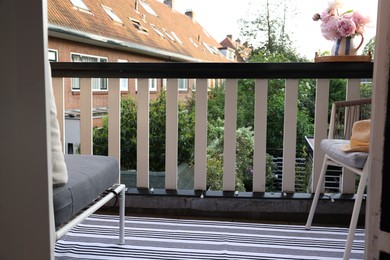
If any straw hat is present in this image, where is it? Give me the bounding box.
[340,119,371,152]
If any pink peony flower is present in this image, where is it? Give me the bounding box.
[337,18,356,37]
[320,16,340,40]
[313,1,370,40]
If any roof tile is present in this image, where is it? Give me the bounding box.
[48,0,230,62]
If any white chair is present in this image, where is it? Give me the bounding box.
[305,98,371,260]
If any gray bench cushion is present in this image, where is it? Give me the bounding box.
[53,155,119,227]
[320,139,368,169]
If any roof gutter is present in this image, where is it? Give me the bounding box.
[48,24,204,62]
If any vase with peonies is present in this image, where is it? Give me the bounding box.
[331,34,364,56]
[313,0,370,56]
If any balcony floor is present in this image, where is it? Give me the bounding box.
[55,214,364,259]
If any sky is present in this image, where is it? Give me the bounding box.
[172,0,378,60]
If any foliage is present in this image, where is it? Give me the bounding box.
[206,123,275,192]
[94,92,195,171]
[239,0,298,58]
[362,36,375,59]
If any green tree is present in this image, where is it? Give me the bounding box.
[206,121,275,192]
[94,91,195,171]
[362,36,375,59]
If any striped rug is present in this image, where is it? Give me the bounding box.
[55,214,364,260]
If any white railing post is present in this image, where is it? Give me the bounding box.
[253,79,268,192]
[312,79,330,193]
[80,78,93,155]
[137,78,150,188]
[282,79,299,192]
[223,79,238,191]
[194,78,208,191]
[165,78,179,190]
[108,78,121,181]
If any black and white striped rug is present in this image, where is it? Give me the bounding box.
[55,214,364,259]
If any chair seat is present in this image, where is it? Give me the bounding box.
[320,139,368,169]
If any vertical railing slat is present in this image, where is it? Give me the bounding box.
[342,78,362,193]
[194,78,208,191]
[52,77,65,152]
[165,78,179,190]
[253,79,268,192]
[312,79,330,193]
[282,79,299,192]
[80,78,93,155]
[108,78,121,182]
[137,79,150,188]
[223,79,238,191]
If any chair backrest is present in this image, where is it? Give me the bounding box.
[328,98,372,139]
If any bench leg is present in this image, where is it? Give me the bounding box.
[119,185,126,245]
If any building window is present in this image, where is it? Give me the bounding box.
[150,24,165,38]
[118,59,128,91]
[149,79,158,91]
[161,79,188,91]
[129,18,148,34]
[191,79,196,91]
[178,79,188,91]
[139,1,157,16]
[189,38,198,48]
[102,5,123,24]
[162,28,175,41]
[71,53,108,91]
[135,79,158,92]
[48,49,58,62]
[171,32,183,45]
[70,0,90,11]
[202,42,220,55]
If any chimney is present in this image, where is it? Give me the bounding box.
[163,0,174,9]
[227,34,233,40]
[185,9,195,22]
[134,0,139,12]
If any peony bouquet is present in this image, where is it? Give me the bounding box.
[313,0,370,41]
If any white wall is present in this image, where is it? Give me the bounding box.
[0,0,54,259]
[65,119,81,154]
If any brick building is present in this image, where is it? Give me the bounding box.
[48,0,230,111]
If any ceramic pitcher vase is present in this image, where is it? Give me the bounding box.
[331,33,364,56]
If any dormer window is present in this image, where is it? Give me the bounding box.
[70,0,90,11]
[102,5,123,24]
[189,38,198,48]
[129,18,149,34]
[202,42,220,55]
[139,1,157,16]
[162,28,175,41]
[150,24,165,38]
[171,31,183,45]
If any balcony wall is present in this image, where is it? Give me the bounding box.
[51,61,373,224]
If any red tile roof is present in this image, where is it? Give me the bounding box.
[220,35,252,62]
[48,0,231,62]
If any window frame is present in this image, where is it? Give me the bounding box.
[102,5,123,24]
[70,53,108,91]
[48,49,58,62]
[178,78,188,91]
[118,59,129,91]
[70,0,90,11]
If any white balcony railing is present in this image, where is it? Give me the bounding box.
[51,62,373,194]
